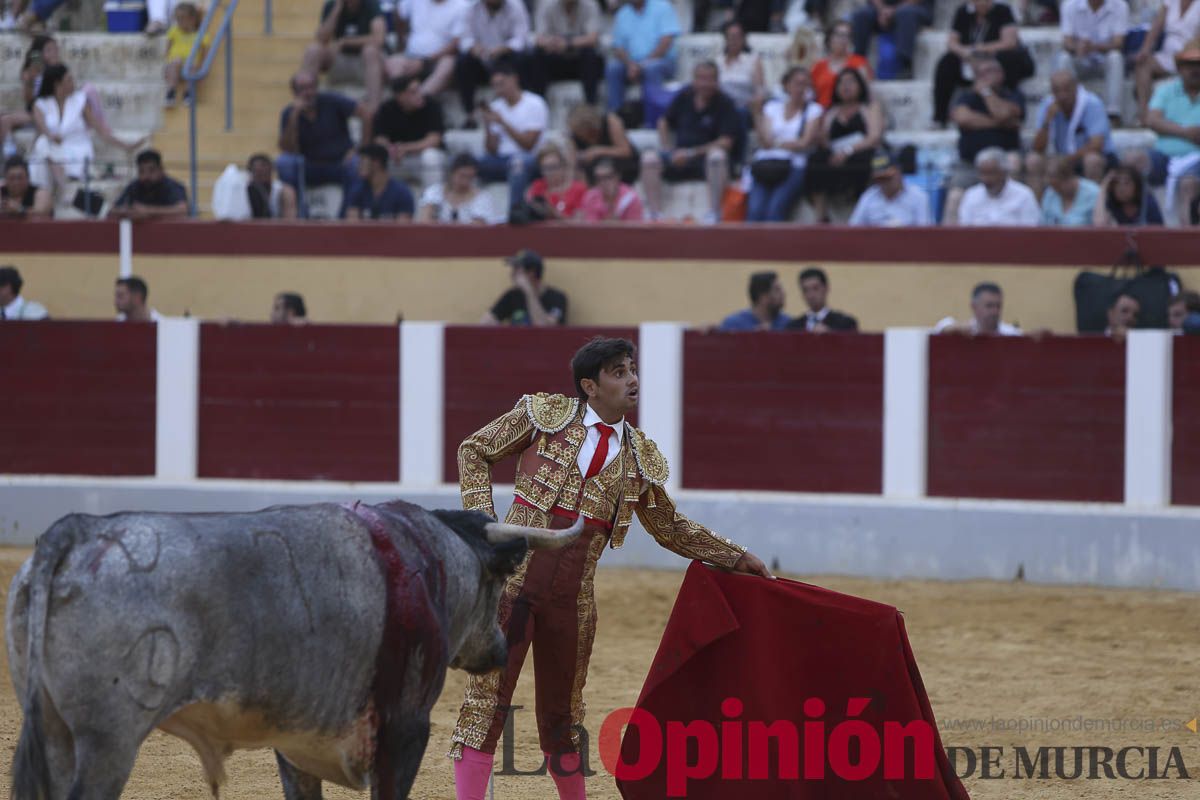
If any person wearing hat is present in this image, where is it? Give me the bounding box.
[848,150,931,226]
[1144,38,1200,223]
[481,249,568,326]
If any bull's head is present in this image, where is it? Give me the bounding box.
[450,516,583,674]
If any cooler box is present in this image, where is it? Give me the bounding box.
[105,0,146,32]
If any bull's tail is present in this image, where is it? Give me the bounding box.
[12,515,86,800]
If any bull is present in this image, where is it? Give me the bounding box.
[7,498,581,800]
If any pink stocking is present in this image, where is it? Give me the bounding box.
[454,745,494,800]
[546,750,587,800]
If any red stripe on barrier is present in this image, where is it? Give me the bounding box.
[1171,336,1200,505]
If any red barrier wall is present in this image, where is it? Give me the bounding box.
[442,326,638,484]
[1172,336,1200,506]
[0,322,155,475]
[682,333,884,493]
[927,336,1125,502]
[198,324,399,481]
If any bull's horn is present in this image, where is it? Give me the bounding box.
[485,515,584,549]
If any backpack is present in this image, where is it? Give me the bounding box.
[1073,246,1180,332]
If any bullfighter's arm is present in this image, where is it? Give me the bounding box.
[458,398,536,519]
[634,484,746,569]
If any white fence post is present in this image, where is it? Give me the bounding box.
[638,322,685,490]
[1124,330,1174,507]
[119,218,133,278]
[883,328,930,498]
[400,321,446,486]
[155,318,200,480]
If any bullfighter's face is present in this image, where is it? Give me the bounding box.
[587,356,639,420]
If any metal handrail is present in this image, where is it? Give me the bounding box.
[181,0,240,216]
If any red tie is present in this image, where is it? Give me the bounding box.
[584,423,615,480]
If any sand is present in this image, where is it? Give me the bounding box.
[0,548,1196,798]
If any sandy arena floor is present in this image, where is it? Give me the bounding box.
[0,548,1196,799]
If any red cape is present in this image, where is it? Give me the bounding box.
[614,562,970,800]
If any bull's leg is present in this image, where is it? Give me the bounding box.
[41,695,76,800]
[276,751,323,800]
[65,735,139,800]
[372,717,431,800]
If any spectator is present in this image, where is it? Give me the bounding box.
[1169,293,1188,331]
[1135,0,1200,122]
[1026,69,1114,194]
[417,152,497,222]
[934,281,1022,335]
[812,21,872,108]
[1105,290,1139,340]
[114,276,162,323]
[164,2,208,107]
[372,75,446,188]
[477,60,548,208]
[786,266,858,332]
[1,156,52,218]
[29,65,141,198]
[804,68,884,224]
[528,0,603,106]
[1056,0,1128,120]
[455,0,532,114]
[146,0,183,35]
[0,265,48,320]
[568,104,639,185]
[579,157,645,221]
[640,61,741,223]
[344,143,415,220]
[956,147,1041,226]
[718,270,790,330]
[850,0,932,80]
[387,0,467,97]
[702,0,785,33]
[1141,42,1200,224]
[944,56,1022,212]
[1092,164,1164,225]
[718,20,765,111]
[605,0,682,113]
[746,65,823,222]
[525,142,587,219]
[786,25,820,71]
[932,0,1034,127]
[302,0,388,110]
[482,249,568,326]
[8,36,107,143]
[246,154,299,219]
[1041,155,1101,225]
[271,292,309,325]
[110,150,189,220]
[849,149,932,225]
[277,71,370,210]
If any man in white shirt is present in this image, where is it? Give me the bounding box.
[1056,0,1129,118]
[934,282,1023,336]
[849,150,931,227]
[956,147,1041,226]
[387,0,468,96]
[454,0,531,112]
[114,276,163,323]
[476,60,548,210]
[0,266,48,320]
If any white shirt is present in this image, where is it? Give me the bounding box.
[849,183,931,226]
[401,0,468,58]
[116,308,164,322]
[933,316,1022,335]
[2,295,48,320]
[576,403,624,478]
[754,99,824,166]
[489,91,548,156]
[1060,0,1129,45]
[419,182,497,223]
[958,179,1041,226]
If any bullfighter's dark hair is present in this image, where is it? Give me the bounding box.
[116,276,148,301]
[571,337,637,401]
[748,271,778,304]
[276,292,306,318]
[799,266,828,287]
[972,281,1002,300]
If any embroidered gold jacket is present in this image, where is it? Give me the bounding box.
[458,392,746,569]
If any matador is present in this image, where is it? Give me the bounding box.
[450,337,771,800]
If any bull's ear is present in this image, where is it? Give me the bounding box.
[487,539,528,576]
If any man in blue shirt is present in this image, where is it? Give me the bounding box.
[604,0,681,112]
[1143,44,1200,223]
[718,271,790,331]
[276,70,371,216]
[1026,69,1115,193]
[344,143,415,220]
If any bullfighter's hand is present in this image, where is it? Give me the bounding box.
[733,551,775,579]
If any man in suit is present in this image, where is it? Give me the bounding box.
[787,266,859,332]
[450,336,772,800]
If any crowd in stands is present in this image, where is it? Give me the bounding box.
[3,0,1200,226]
